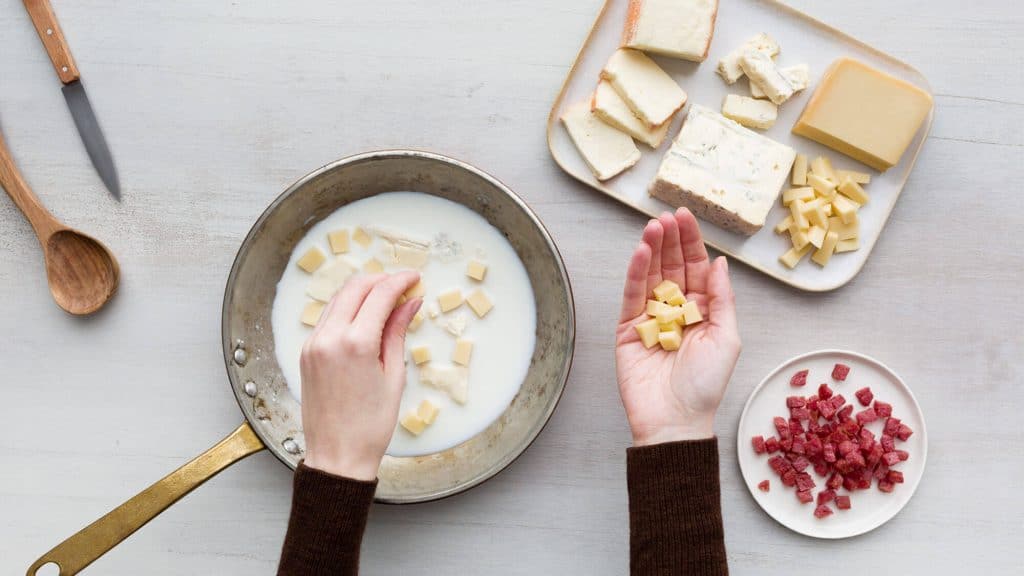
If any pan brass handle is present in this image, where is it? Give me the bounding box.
[26,422,266,576]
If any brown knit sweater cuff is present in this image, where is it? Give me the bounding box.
[277,462,377,576]
[627,438,727,576]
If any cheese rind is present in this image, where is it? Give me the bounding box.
[740,50,795,105]
[717,33,780,84]
[649,105,796,236]
[622,0,718,62]
[561,98,641,181]
[793,58,932,171]
[601,49,687,127]
[592,80,672,148]
[721,94,777,130]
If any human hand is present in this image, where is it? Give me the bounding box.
[299,271,422,480]
[615,209,741,446]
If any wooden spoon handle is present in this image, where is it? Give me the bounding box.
[23,0,80,84]
[0,125,62,240]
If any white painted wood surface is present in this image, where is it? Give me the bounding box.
[0,1,1020,574]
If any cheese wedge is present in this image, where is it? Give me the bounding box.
[740,50,795,105]
[592,80,672,148]
[622,0,718,62]
[793,58,932,171]
[721,94,777,130]
[650,105,796,235]
[561,98,640,181]
[717,33,780,84]
[601,49,687,127]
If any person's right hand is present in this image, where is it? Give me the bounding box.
[614,209,741,446]
[299,271,422,480]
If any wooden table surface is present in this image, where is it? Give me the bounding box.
[1,1,1021,574]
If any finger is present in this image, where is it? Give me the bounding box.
[658,211,686,290]
[619,242,652,322]
[706,257,738,335]
[381,298,423,387]
[641,219,664,294]
[316,273,385,334]
[675,208,711,293]
[351,271,421,341]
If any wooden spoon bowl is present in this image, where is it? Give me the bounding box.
[0,125,119,315]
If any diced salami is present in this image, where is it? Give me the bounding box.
[817,489,836,505]
[887,470,905,484]
[831,363,850,381]
[823,442,837,463]
[855,387,874,406]
[782,470,797,487]
[896,424,914,441]
[874,400,893,418]
[837,404,854,421]
[881,434,895,453]
[818,383,833,400]
[758,480,770,492]
[882,451,902,466]
[790,369,809,387]
[883,417,902,436]
[791,455,810,473]
[856,407,878,425]
[787,396,807,408]
[774,417,790,436]
[895,450,910,462]
[817,400,836,420]
[835,495,851,510]
[797,489,814,504]
[827,473,843,490]
[878,480,895,493]
[765,437,780,453]
[814,504,834,519]
[791,407,811,420]
[796,472,816,492]
[830,394,846,409]
[752,435,767,454]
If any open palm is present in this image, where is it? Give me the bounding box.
[615,209,741,446]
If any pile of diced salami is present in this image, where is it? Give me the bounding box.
[751,363,913,519]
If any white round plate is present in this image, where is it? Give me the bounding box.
[737,349,927,539]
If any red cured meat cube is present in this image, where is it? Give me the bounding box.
[817,489,836,505]
[790,369,809,387]
[830,394,847,409]
[817,400,836,419]
[835,495,851,510]
[867,444,884,467]
[768,455,790,474]
[796,472,816,492]
[787,396,807,408]
[883,417,902,436]
[874,400,893,418]
[873,464,889,480]
[791,456,810,472]
[895,450,909,462]
[797,490,814,504]
[840,419,860,436]
[823,442,837,463]
[814,504,834,519]
[832,363,850,381]
[859,427,875,444]
[758,480,770,492]
[847,451,866,468]
[881,434,895,453]
[782,470,797,487]
[882,451,902,466]
[835,459,854,475]
[837,405,854,421]
[887,470,905,484]
[878,480,895,493]
[838,440,857,456]
[807,394,819,405]
[843,476,858,491]
[896,424,914,441]
[765,437,780,453]
[818,383,833,400]
[773,417,789,436]
[813,460,829,476]
[780,437,793,451]
[791,407,811,420]
[752,435,767,454]
[856,408,879,425]
[807,419,822,434]
[856,472,872,489]
[827,473,843,490]
[789,419,804,435]
[805,435,823,456]
[855,387,874,406]
[790,438,806,455]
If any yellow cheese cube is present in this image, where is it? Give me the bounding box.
[655,306,685,325]
[635,319,660,349]
[790,199,810,230]
[779,243,813,269]
[659,321,683,338]
[297,247,326,273]
[408,311,425,333]
[410,346,431,365]
[792,154,808,186]
[652,280,682,303]
[363,258,384,273]
[783,187,815,206]
[659,330,682,351]
[438,288,464,313]
[647,299,672,317]
[812,231,840,267]
[404,281,426,300]
[400,412,428,435]
[466,260,488,281]
[301,301,325,327]
[807,204,829,229]
[828,217,859,240]
[810,156,838,184]
[836,169,871,185]
[394,245,429,269]
[807,173,836,196]
[835,238,860,253]
[417,400,440,425]
[665,291,687,307]
[807,225,827,249]
[774,215,794,234]
[838,179,870,205]
[353,227,373,248]
[680,300,703,326]
[466,289,493,318]
[789,225,810,250]
[831,194,860,224]
[452,338,473,366]
[328,230,350,254]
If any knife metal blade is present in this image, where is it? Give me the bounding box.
[62,81,120,199]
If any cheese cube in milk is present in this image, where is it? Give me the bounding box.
[400,412,428,435]
[420,365,469,404]
[601,49,687,127]
[328,230,350,254]
[466,260,488,281]
[301,301,325,327]
[417,400,440,425]
[621,0,718,62]
[296,247,326,273]
[452,339,474,366]
[353,227,373,248]
[438,288,463,313]
[649,105,796,236]
[561,98,640,181]
[466,289,493,318]
[411,346,431,365]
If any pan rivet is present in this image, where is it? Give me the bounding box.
[243,380,257,397]
[282,438,300,454]
[233,345,248,366]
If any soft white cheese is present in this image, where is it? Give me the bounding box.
[592,80,672,148]
[752,64,811,99]
[622,0,718,62]
[601,49,687,127]
[560,98,640,181]
[740,50,794,105]
[716,33,780,84]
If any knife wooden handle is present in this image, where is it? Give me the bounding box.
[23,0,80,84]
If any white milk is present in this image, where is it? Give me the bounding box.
[271,192,537,457]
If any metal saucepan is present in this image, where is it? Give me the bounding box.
[27,150,575,576]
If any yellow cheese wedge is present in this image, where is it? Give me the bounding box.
[635,319,660,349]
[792,154,808,186]
[452,338,473,366]
[793,58,933,171]
[779,243,813,269]
[301,301,325,327]
[466,260,488,281]
[328,230,350,254]
[466,289,493,318]
[297,247,326,273]
[659,330,682,351]
[812,231,840,267]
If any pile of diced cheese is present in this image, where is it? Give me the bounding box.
[634,280,703,351]
[776,155,871,269]
[716,33,810,131]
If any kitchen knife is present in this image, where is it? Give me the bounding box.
[23,0,121,200]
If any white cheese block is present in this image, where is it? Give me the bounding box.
[622,0,718,62]
[717,33,780,84]
[561,98,640,181]
[592,80,672,148]
[601,49,688,127]
[306,257,357,302]
[721,94,778,129]
[649,105,796,235]
[740,50,795,105]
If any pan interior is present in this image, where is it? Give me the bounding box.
[222,151,574,503]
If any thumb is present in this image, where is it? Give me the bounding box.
[381,298,423,387]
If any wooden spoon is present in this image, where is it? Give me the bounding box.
[0,125,119,315]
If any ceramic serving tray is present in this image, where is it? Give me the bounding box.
[547,0,934,292]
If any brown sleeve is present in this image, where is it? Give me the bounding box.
[277,463,377,576]
[627,438,728,576]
